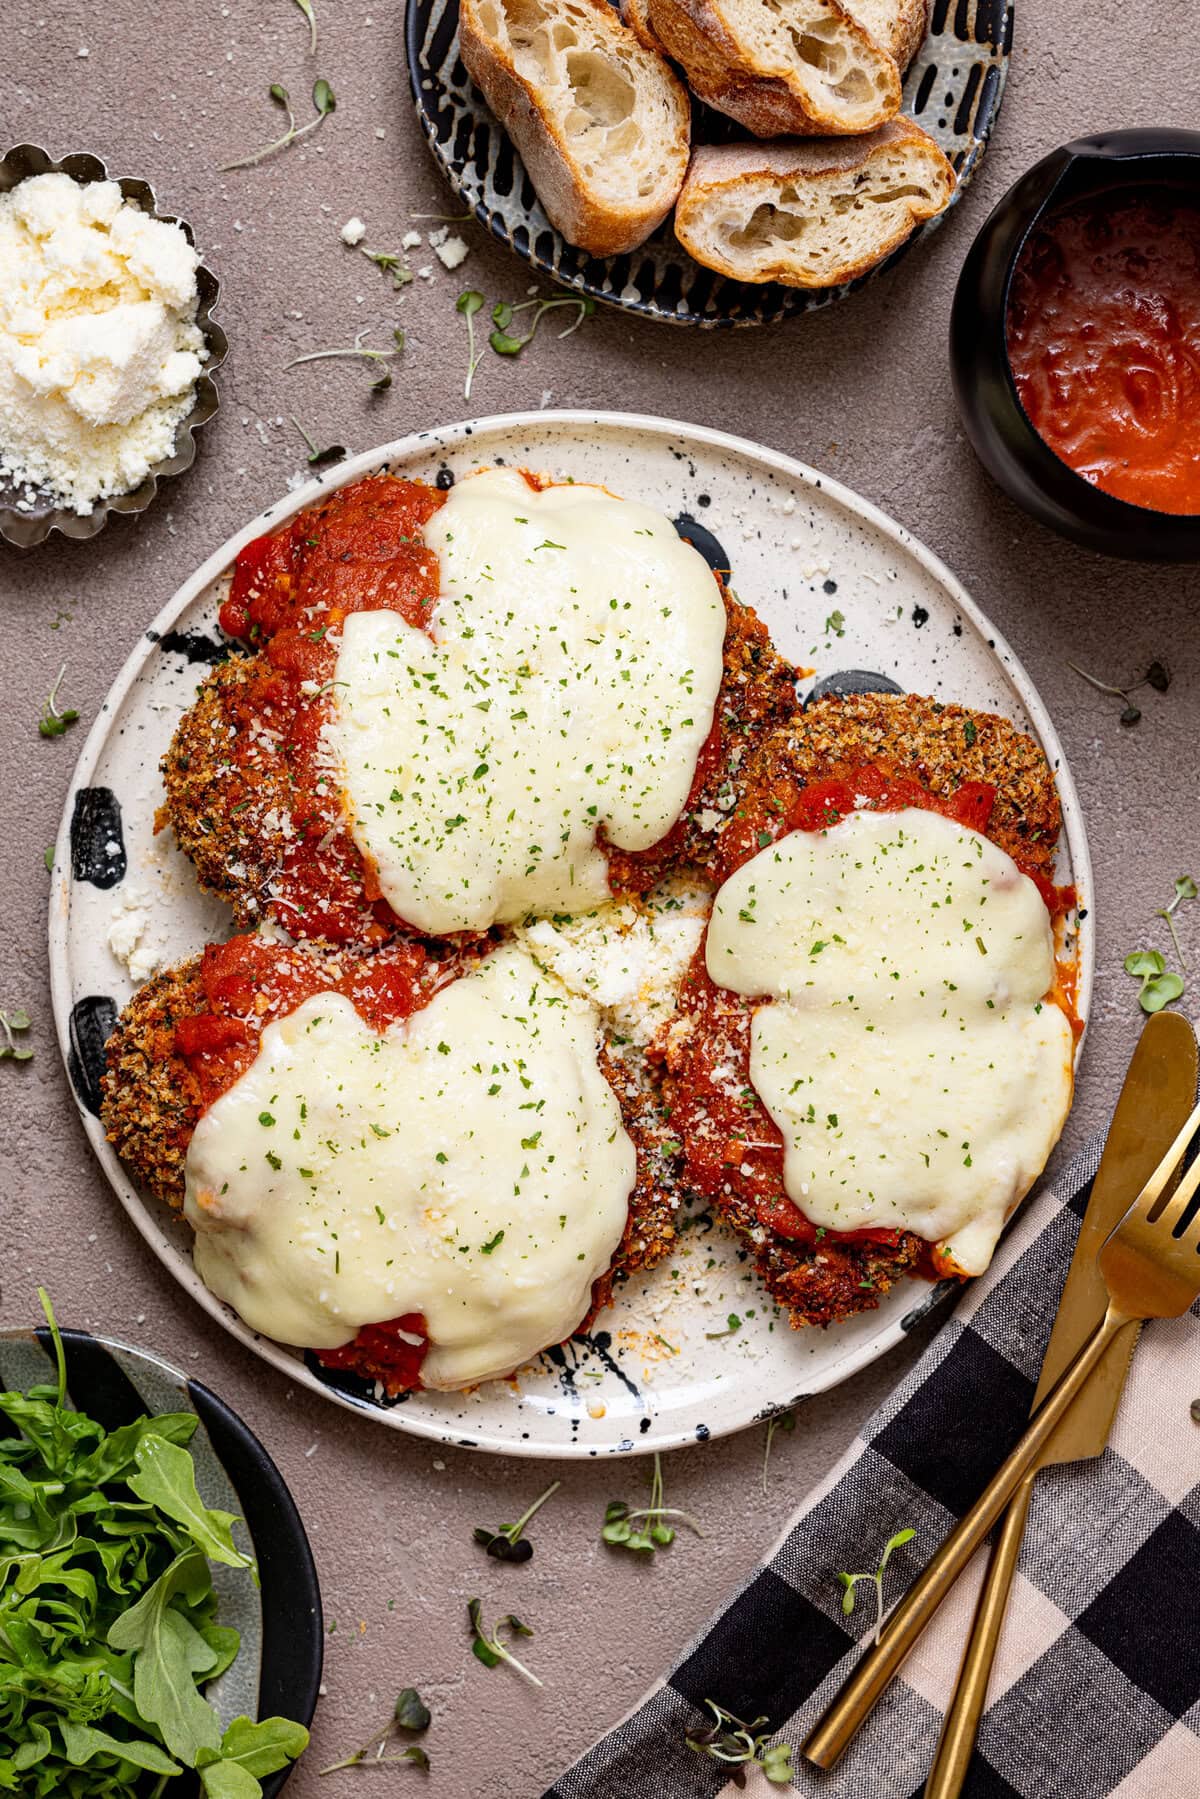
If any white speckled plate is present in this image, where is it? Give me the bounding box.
[50,412,1092,1459]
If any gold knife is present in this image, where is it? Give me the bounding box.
[804,1009,1199,1775]
[922,1008,1199,1797]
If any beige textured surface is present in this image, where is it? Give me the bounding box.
[3,3,1199,1793]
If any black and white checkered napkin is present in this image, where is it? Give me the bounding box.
[547,1135,1200,1799]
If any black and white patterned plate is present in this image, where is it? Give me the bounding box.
[51,411,1089,1458]
[0,1326,322,1793]
[406,0,1013,326]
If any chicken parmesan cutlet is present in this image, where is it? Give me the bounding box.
[101,927,686,1395]
[161,466,796,945]
[654,692,1077,1329]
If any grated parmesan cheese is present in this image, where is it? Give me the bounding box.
[0,173,205,514]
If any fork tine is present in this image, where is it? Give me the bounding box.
[1148,1149,1200,1240]
[1136,1098,1200,1218]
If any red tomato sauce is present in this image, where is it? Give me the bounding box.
[173,932,445,1390]
[669,767,1073,1252]
[1007,190,1200,515]
[173,933,438,1111]
[216,475,447,942]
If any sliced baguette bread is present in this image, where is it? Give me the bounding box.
[458,0,690,256]
[842,0,930,71]
[673,121,956,287]
[620,0,667,56]
[646,0,902,137]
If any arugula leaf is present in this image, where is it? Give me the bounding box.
[60,1719,181,1774]
[108,1552,224,1762]
[128,1436,255,1570]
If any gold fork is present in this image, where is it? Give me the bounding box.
[803,1099,1200,1771]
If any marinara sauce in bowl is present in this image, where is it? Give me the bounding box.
[950,129,1200,560]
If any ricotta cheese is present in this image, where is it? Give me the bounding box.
[184,944,636,1389]
[330,467,726,933]
[706,808,1074,1274]
[0,173,204,513]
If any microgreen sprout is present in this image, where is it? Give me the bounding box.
[761,1408,795,1494]
[1068,657,1170,728]
[489,292,595,357]
[473,1478,560,1563]
[291,417,348,467]
[1156,874,1197,968]
[364,248,414,289]
[836,1527,915,1644]
[292,0,317,53]
[220,77,336,172]
[318,1688,431,1775]
[467,1599,542,1686]
[1124,949,1184,1014]
[457,290,485,400]
[601,1451,704,1556]
[684,1700,793,1787]
[0,1008,33,1063]
[285,326,404,393]
[38,663,79,737]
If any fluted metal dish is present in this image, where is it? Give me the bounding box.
[0,143,227,551]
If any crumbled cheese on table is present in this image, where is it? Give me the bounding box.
[0,173,205,514]
[340,216,367,246]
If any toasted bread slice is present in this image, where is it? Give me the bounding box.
[842,0,930,70]
[458,0,690,255]
[674,121,955,287]
[646,0,901,137]
[619,0,667,56]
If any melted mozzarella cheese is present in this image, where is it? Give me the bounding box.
[329,467,726,934]
[706,808,1074,1274]
[183,945,635,1388]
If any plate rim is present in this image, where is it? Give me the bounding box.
[49,407,1093,1458]
[403,0,1015,328]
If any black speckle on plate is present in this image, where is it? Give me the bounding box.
[67,996,119,1118]
[806,670,905,705]
[154,627,234,666]
[912,605,930,628]
[69,788,126,888]
[674,514,731,581]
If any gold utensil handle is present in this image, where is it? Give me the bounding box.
[803,1305,1129,1770]
[922,1476,1034,1799]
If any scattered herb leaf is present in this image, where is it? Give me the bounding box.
[0,1006,32,1062]
[836,1526,916,1644]
[38,663,79,737]
[473,1479,560,1563]
[292,416,348,467]
[601,1451,703,1556]
[1156,874,1197,968]
[285,326,403,393]
[824,610,845,637]
[457,290,485,400]
[1124,948,1185,1014]
[292,0,317,54]
[489,292,594,357]
[467,1599,542,1686]
[1068,658,1171,728]
[220,77,336,172]
[684,1699,793,1787]
[364,248,414,289]
[318,1687,431,1775]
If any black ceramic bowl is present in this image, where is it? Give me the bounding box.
[0,1325,322,1795]
[950,128,1200,562]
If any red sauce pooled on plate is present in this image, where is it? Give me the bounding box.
[1007,190,1200,515]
